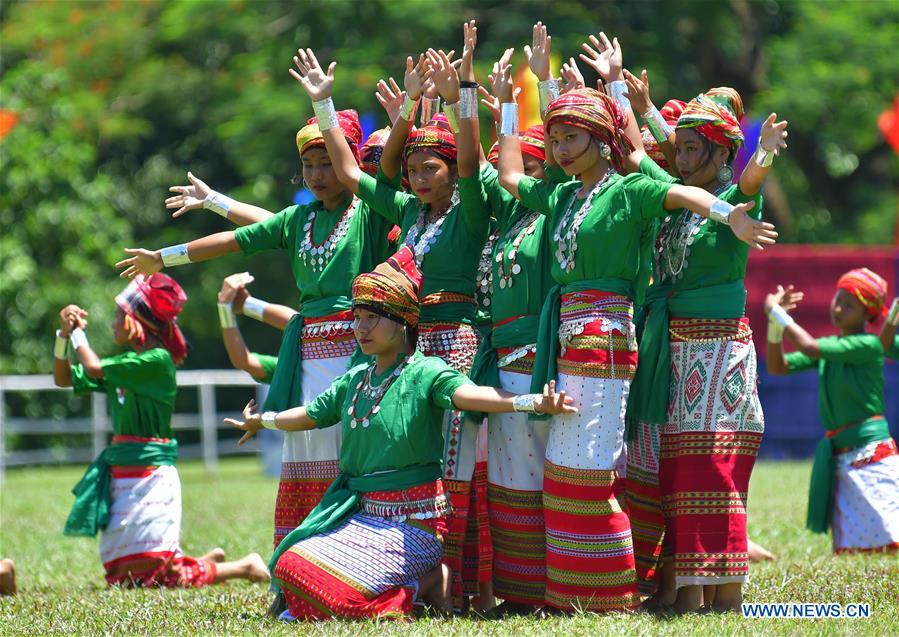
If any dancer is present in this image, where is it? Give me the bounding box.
[227,246,577,620]
[765,271,899,554]
[53,274,269,587]
[880,297,899,356]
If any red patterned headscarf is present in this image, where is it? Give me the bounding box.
[520,124,546,162]
[352,246,423,327]
[486,140,500,165]
[115,273,189,364]
[296,109,363,163]
[676,87,744,158]
[641,99,686,169]
[360,127,390,177]
[544,88,634,171]
[402,124,457,178]
[837,268,889,320]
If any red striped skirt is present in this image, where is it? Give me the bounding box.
[625,421,665,597]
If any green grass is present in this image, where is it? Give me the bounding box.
[1,458,896,636]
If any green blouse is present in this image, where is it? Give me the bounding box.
[356,172,491,323]
[887,335,899,360]
[305,351,473,476]
[72,348,177,439]
[253,353,278,385]
[785,334,885,430]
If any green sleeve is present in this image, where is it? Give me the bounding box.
[816,334,884,364]
[544,163,570,185]
[784,351,818,374]
[479,164,518,227]
[234,205,294,255]
[887,336,899,360]
[517,176,572,217]
[638,155,678,184]
[457,172,491,232]
[426,359,475,410]
[306,365,362,429]
[376,164,403,189]
[722,183,764,221]
[623,173,675,221]
[253,353,278,385]
[357,171,416,225]
[71,349,173,398]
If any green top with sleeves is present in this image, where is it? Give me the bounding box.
[253,353,278,385]
[71,348,177,439]
[305,350,473,476]
[356,172,490,323]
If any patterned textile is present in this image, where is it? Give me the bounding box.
[836,267,889,319]
[115,273,188,365]
[496,345,537,376]
[275,481,448,620]
[660,316,764,587]
[676,87,744,157]
[625,421,665,596]
[556,291,638,381]
[544,88,634,171]
[832,439,899,553]
[100,458,214,588]
[416,321,480,374]
[300,311,356,360]
[403,125,457,178]
[352,246,423,327]
[296,109,363,162]
[462,459,493,595]
[360,126,390,176]
[520,124,546,162]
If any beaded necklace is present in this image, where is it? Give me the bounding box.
[346,356,411,429]
[404,185,460,266]
[658,184,728,280]
[476,228,499,307]
[552,171,614,273]
[495,210,541,289]
[298,196,361,272]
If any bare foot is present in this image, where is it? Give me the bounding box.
[748,539,777,562]
[244,553,271,583]
[0,558,17,596]
[200,547,226,563]
[419,564,452,614]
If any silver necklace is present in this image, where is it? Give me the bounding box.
[298,197,361,272]
[552,171,614,273]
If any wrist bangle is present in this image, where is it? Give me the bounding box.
[886,298,899,327]
[160,244,191,267]
[708,199,734,225]
[754,141,775,168]
[399,94,419,123]
[261,411,279,430]
[420,96,440,126]
[218,302,237,329]
[766,317,785,344]
[203,191,236,218]
[459,86,478,119]
[537,79,560,118]
[500,103,519,137]
[242,296,269,322]
[769,304,795,328]
[70,327,89,351]
[54,330,68,360]
[512,393,540,413]
[606,80,631,112]
[312,97,339,131]
[442,101,461,133]
[643,104,674,144]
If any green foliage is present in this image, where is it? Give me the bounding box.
[1,0,896,374]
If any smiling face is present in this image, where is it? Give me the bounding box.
[301,147,346,203]
[405,151,456,205]
[674,128,730,187]
[548,123,599,176]
[352,307,407,357]
[830,288,869,332]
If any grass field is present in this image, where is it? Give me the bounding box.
[1,458,896,636]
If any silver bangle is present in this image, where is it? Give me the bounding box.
[606,80,631,112]
[399,94,419,123]
[708,199,734,225]
[420,96,440,126]
[160,244,191,267]
[70,327,89,351]
[54,330,68,360]
[261,411,279,430]
[242,296,269,322]
[643,104,674,144]
[754,141,775,168]
[500,103,519,137]
[512,393,541,413]
[442,101,461,133]
[886,298,899,327]
[766,317,785,344]
[203,191,236,218]
[218,303,237,329]
[769,304,795,328]
[459,87,478,119]
[537,79,560,117]
[312,97,339,131]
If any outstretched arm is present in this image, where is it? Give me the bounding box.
[881,298,899,353]
[451,379,577,415]
[763,285,805,375]
[225,399,316,445]
[115,231,240,279]
[663,186,777,250]
[165,172,274,226]
[739,113,788,196]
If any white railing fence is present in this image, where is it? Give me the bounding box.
[0,370,267,485]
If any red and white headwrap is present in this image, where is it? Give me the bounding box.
[295,109,363,163]
[676,87,744,159]
[837,267,889,320]
[402,124,457,179]
[360,127,391,177]
[115,273,189,364]
[640,99,685,169]
[520,124,546,163]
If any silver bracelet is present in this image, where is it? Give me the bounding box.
[753,141,775,168]
[886,298,899,327]
[261,411,279,430]
[459,86,478,119]
[242,296,269,322]
[420,96,440,126]
[442,101,461,133]
[643,104,674,144]
[512,393,541,413]
[500,103,519,137]
[766,317,785,344]
[708,199,734,225]
[312,97,339,131]
[218,302,237,329]
[769,304,795,328]
[203,191,236,218]
[537,79,560,117]
[399,94,419,123]
[70,327,89,351]
[160,244,191,267]
[54,330,68,360]
[606,80,631,112]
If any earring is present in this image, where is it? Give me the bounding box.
[717,163,734,184]
[598,141,612,159]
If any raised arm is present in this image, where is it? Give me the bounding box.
[492,50,528,199]
[881,298,899,353]
[379,54,432,180]
[663,185,777,250]
[115,231,240,279]
[622,68,677,172]
[763,285,806,375]
[165,172,274,226]
[451,379,576,415]
[225,399,316,445]
[739,113,788,196]
[218,274,284,381]
[53,304,88,386]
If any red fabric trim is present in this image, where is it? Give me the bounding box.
[111,435,171,444]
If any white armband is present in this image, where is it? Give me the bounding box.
[70,327,89,351]
[54,330,68,360]
[242,296,269,322]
